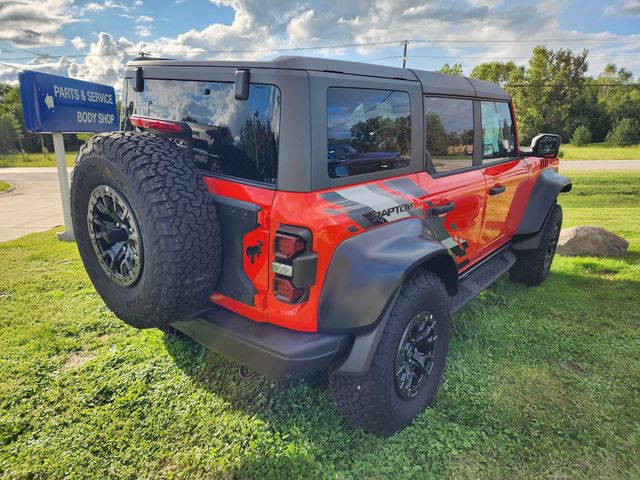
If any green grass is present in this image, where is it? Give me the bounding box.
[0,151,78,168]
[1,171,639,479]
[0,180,11,192]
[561,143,640,160]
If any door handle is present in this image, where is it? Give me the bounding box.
[489,185,506,195]
[430,201,456,216]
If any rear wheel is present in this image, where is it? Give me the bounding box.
[71,132,222,328]
[510,203,562,286]
[329,270,451,436]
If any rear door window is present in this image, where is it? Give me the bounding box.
[124,79,280,186]
[480,101,516,163]
[326,87,411,179]
[425,97,474,173]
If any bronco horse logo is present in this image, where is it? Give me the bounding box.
[245,240,264,264]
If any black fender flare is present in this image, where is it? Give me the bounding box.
[317,217,457,334]
[516,169,571,236]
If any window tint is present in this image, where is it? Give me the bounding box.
[327,87,411,179]
[124,79,280,185]
[425,97,474,173]
[481,101,516,163]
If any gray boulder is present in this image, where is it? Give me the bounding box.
[557,226,628,257]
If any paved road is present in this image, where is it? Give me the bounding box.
[0,167,72,242]
[1,160,638,242]
[560,160,640,170]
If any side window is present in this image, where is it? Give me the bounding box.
[425,97,474,173]
[326,87,411,179]
[480,101,516,163]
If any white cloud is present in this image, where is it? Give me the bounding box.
[135,25,152,38]
[71,36,86,50]
[605,0,640,15]
[136,15,154,23]
[0,0,76,47]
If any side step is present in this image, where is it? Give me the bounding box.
[448,249,516,314]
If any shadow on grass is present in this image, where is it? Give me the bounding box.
[161,255,639,477]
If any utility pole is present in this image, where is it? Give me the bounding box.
[401,40,409,68]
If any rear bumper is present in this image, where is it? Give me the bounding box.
[171,307,353,380]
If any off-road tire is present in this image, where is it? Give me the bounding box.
[510,203,562,286]
[329,270,451,436]
[71,132,221,328]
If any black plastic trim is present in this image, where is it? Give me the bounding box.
[172,307,352,380]
[317,217,457,332]
[212,195,260,306]
[517,169,571,235]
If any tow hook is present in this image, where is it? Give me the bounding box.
[239,366,257,380]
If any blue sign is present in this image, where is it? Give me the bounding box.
[18,70,118,133]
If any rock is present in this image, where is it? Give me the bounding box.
[557,226,628,257]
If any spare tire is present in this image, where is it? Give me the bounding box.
[70,132,222,328]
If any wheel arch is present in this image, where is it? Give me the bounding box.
[317,217,458,334]
[517,168,571,236]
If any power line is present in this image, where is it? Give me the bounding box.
[1,34,640,63]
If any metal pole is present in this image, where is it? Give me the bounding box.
[52,132,75,242]
[402,40,409,68]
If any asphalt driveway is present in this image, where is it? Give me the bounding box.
[0,167,72,242]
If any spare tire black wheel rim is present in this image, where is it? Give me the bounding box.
[87,185,143,287]
[394,311,437,400]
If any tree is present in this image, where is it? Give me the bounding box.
[595,64,640,132]
[507,46,589,143]
[437,64,464,76]
[425,112,449,156]
[570,125,591,146]
[470,61,524,86]
[605,118,640,146]
[0,111,21,153]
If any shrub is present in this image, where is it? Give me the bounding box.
[570,125,591,146]
[605,118,640,147]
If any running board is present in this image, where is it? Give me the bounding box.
[448,249,516,314]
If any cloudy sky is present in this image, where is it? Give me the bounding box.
[1,0,639,90]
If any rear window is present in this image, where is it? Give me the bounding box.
[326,87,411,179]
[123,79,280,186]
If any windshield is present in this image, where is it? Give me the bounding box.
[123,79,280,186]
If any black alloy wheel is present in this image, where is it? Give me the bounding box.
[87,184,143,288]
[394,311,438,400]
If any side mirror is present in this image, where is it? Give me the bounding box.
[531,133,561,158]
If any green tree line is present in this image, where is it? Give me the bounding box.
[438,46,640,146]
[1,45,639,154]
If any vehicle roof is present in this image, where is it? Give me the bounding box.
[126,55,509,100]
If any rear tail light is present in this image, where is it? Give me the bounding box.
[272,226,317,304]
[130,115,183,133]
[275,233,305,260]
[273,277,304,304]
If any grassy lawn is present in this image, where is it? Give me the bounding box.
[0,152,78,168]
[0,180,11,192]
[1,171,639,479]
[561,143,640,160]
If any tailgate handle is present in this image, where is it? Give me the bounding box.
[489,185,506,195]
[430,202,456,215]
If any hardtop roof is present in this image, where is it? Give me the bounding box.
[126,55,509,100]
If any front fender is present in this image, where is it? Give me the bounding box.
[517,168,571,235]
[317,217,457,333]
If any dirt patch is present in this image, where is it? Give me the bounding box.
[565,361,586,374]
[63,351,93,370]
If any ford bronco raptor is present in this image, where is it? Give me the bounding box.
[70,56,571,436]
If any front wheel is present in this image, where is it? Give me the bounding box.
[510,203,563,286]
[329,270,451,436]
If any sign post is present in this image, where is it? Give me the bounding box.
[18,70,118,242]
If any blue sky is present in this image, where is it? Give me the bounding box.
[1,0,639,88]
